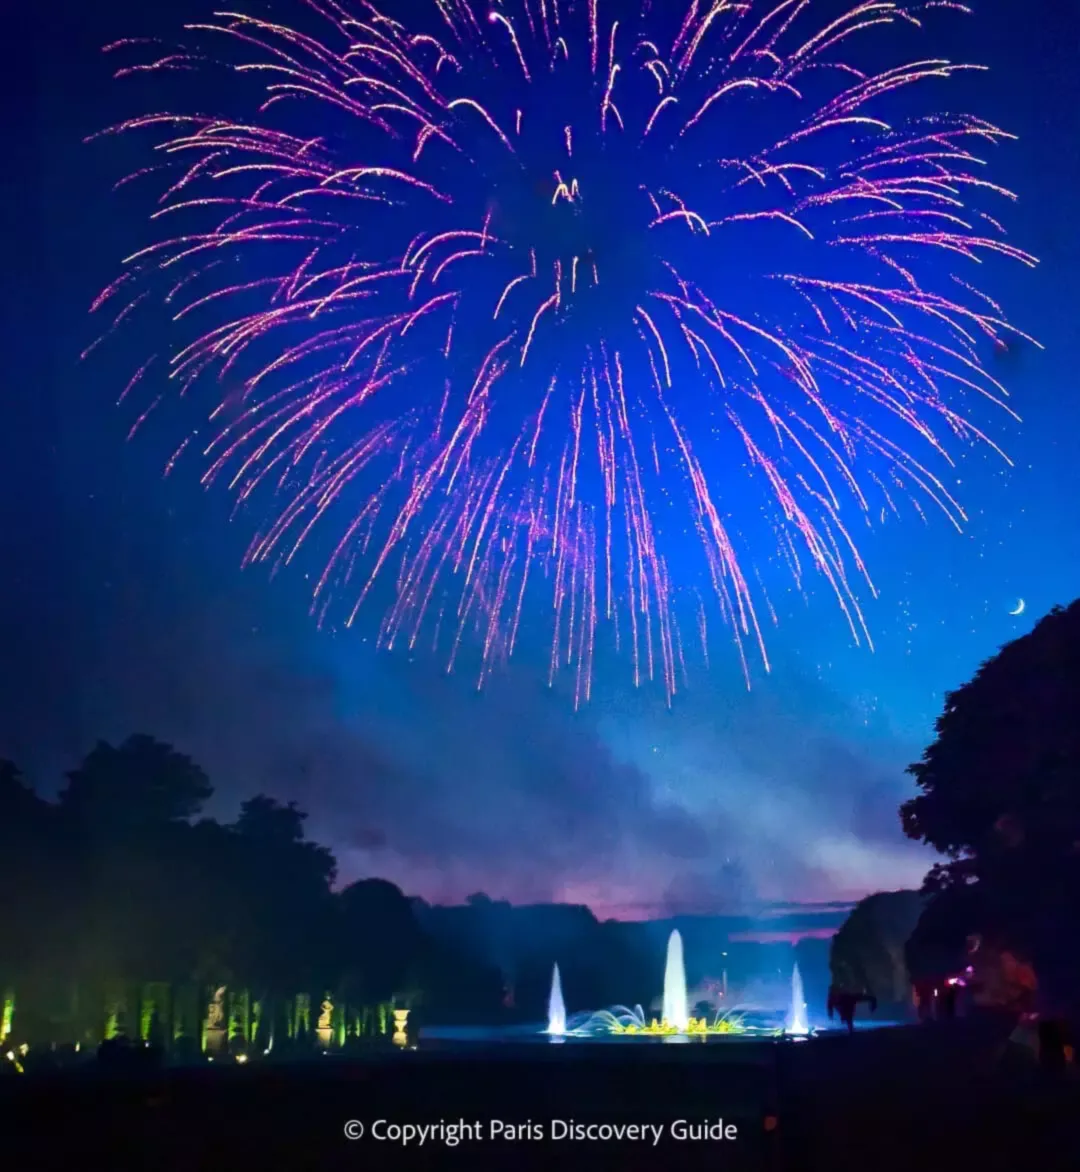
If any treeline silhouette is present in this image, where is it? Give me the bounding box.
[1,735,711,1056]
[2,733,842,1060]
[821,603,1080,1024]
[900,600,1080,1018]
[0,734,504,1051]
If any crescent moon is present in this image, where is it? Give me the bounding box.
[1009,599,1026,617]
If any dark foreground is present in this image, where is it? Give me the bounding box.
[5,1021,1080,1171]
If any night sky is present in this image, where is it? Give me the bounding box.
[4,0,1078,918]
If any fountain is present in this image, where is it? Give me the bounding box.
[577,930,767,1037]
[546,963,566,1036]
[424,932,793,1044]
[661,930,690,1032]
[786,962,810,1036]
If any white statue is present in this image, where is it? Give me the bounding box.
[207,986,226,1029]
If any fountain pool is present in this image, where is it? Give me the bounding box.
[544,930,786,1041]
[421,938,894,1046]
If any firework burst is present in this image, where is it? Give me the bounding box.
[92,0,1037,705]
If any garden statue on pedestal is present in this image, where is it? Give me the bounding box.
[204,986,226,1053]
[316,995,334,1050]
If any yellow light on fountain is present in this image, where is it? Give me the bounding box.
[392,1009,409,1047]
[611,1012,748,1038]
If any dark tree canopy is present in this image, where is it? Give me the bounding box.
[830,890,924,1010]
[2,732,660,1039]
[905,883,980,985]
[236,795,307,844]
[60,734,212,830]
[0,734,504,1029]
[901,600,1080,1011]
[902,601,1080,866]
[1,758,38,817]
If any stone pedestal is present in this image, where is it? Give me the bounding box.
[205,1026,226,1055]
[392,1009,409,1047]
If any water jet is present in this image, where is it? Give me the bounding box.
[546,963,566,1036]
[786,962,809,1037]
[661,930,689,1032]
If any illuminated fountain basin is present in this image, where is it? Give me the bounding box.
[423,933,832,1046]
[571,1005,758,1038]
[549,930,780,1041]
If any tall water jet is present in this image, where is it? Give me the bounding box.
[661,930,689,1032]
[547,963,566,1036]
[787,962,809,1036]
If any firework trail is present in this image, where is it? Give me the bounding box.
[92,0,1037,705]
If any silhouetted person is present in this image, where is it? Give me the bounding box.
[97,1035,135,1069]
[1038,1019,1069,1075]
[940,983,959,1021]
[913,981,932,1022]
[827,986,877,1034]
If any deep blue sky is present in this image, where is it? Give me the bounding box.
[3,0,1078,917]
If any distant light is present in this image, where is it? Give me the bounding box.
[5,1051,13,1061]
[235,1053,248,1064]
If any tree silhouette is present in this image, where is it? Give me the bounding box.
[901,600,1080,1012]
[236,795,307,843]
[230,796,337,994]
[0,737,559,1049]
[830,890,924,1011]
[1,758,39,818]
[60,735,212,830]
[336,879,423,1003]
[0,759,63,986]
[905,882,979,985]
